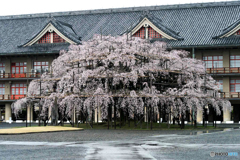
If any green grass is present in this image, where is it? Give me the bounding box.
[63,121,217,130]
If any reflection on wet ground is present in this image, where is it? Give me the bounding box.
[0,128,239,160]
[180,127,240,135]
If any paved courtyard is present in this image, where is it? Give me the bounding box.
[0,123,239,160]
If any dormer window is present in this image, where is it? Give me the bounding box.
[20,19,81,47]
[148,26,162,38]
[38,32,51,43]
[53,32,65,43]
[130,16,183,41]
[133,27,145,39]
[38,31,65,44]
[236,29,240,35]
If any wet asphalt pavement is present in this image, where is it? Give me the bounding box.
[0,123,240,160]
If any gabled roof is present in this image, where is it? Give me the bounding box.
[19,18,81,47]
[213,18,240,39]
[126,13,184,40]
[1,1,240,55]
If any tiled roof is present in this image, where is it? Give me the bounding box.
[1,1,240,55]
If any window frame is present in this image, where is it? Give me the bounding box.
[203,55,223,68]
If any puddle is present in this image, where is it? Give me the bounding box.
[180,127,240,135]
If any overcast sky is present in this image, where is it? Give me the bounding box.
[0,0,237,16]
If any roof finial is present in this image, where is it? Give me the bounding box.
[141,10,152,18]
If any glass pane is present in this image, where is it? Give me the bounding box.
[236,55,240,59]
[236,84,240,92]
[12,84,15,87]
[20,67,23,73]
[37,62,41,65]
[16,67,19,73]
[213,56,218,60]
[24,62,27,66]
[34,62,36,65]
[20,84,23,87]
[219,56,223,60]
[20,88,23,94]
[16,88,19,95]
[46,62,48,65]
[3,84,5,87]
[16,84,19,87]
[230,56,235,59]
[236,80,240,83]
[12,68,15,73]
[42,62,45,65]
[24,88,26,94]
[12,88,15,95]
[20,63,23,66]
[24,84,26,87]
[24,67,27,73]
[208,56,212,60]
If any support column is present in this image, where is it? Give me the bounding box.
[197,109,203,123]
[27,105,33,122]
[94,106,102,123]
[5,103,11,122]
[48,106,51,122]
[0,107,2,120]
[144,106,148,122]
[223,107,231,122]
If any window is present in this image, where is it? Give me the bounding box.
[11,62,27,74]
[203,56,223,68]
[216,80,223,92]
[53,32,65,43]
[230,80,240,92]
[230,55,240,67]
[0,84,5,95]
[11,84,27,95]
[133,27,145,39]
[0,63,5,71]
[34,61,49,72]
[38,32,51,43]
[148,27,162,38]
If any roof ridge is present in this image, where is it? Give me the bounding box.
[0,1,240,20]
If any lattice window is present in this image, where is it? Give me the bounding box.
[38,32,51,43]
[216,80,223,92]
[0,84,5,95]
[34,61,49,72]
[133,27,145,39]
[11,84,27,95]
[0,63,5,72]
[53,32,65,43]
[11,62,27,74]
[230,80,240,92]
[230,55,240,67]
[203,56,223,68]
[148,27,162,38]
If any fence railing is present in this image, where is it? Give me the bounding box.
[207,67,240,74]
[219,92,240,98]
[0,72,42,78]
[0,94,27,100]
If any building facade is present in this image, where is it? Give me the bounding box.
[1,1,240,123]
